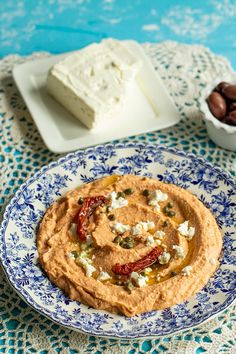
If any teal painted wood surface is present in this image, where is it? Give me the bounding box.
[1,0,236,68]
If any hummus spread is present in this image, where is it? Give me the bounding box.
[37,175,222,316]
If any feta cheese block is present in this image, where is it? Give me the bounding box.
[47,38,142,129]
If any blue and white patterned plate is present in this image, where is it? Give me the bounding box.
[0,143,235,339]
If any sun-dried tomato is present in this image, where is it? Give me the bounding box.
[76,196,106,242]
[112,247,163,276]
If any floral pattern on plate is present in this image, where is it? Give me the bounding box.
[0,143,235,339]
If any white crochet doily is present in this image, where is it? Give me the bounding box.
[0,42,235,353]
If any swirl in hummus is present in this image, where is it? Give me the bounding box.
[37,175,222,316]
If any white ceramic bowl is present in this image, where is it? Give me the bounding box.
[199,75,236,152]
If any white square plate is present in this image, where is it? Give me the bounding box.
[13,41,180,153]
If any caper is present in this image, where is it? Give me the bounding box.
[167,210,176,217]
[106,206,110,213]
[113,236,122,244]
[163,220,169,227]
[140,271,146,276]
[71,251,78,258]
[124,188,134,195]
[108,214,116,221]
[121,242,133,249]
[120,237,134,249]
[171,271,177,277]
[163,205,169,214]
[142,189,149,197]
[167,202,174,208]
[117,191,126,198]
[78,197,84,205]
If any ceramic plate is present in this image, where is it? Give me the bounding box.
[0,143,235,339]
[13,41,180,153]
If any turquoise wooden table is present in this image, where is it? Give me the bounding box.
[0,1,236,353]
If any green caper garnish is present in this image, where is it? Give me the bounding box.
[171,271,177,277]
[78,197,84,205]
[113,236,122,244]
[142,189,149,197]
[140,271,146,276]
[163,205,169,214]
[124,188,134,195]
[106,206,110,213]
[167,202,174,208]
[108,214,116,221]
[71,251,78,258]
[120,237,134,249]
[167,210,176,217]
[163,220,169,227]
[117,191,126,198]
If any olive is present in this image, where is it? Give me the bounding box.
[229,102,236,112]
[207,92,227,119]
[222,84,236,100]
[215,81,230,93]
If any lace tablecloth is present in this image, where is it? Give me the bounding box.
[0,42,235,353]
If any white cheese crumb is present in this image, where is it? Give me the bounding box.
[146,235,155,246]
[126,280,135,291]
[178,221,195,240]
[144,267,152,275]
[97,271,111,281]
[182,265,192,276]
[155,239,162,246]
[68,252,76,259]
[130,271,148,287]
[132,221,155,235]
[158,252,171,265]
[109,191,128,210]
[81,234,93,250]
[210,257,217,265]
[154,230,165,239]
[173,245,185,258]
[77,255,96,277]
[148,190,168,210]
[112,222,131,234]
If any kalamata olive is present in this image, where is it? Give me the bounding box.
[222,85,236,100]
[222,110,236,126]
[229,101,236,112]
[207,92,227,119]
[215,81,230,93]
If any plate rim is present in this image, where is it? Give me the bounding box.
[0,142,235,339]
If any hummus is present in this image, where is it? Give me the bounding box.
[37,175,222,316]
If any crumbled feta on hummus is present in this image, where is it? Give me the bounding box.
[148,190,168,211]
[109,191,128,210]
[130,271,148,287]
[154,230,165,239]
[182,265,192,276]
[132,221,155,235]
[97,271,111,281]
[146,235,155,246]
[173,245,185,258]
[158,252,171,264]
[178,221,195,240]
[112,222,131,234]
[77,256,96,277]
